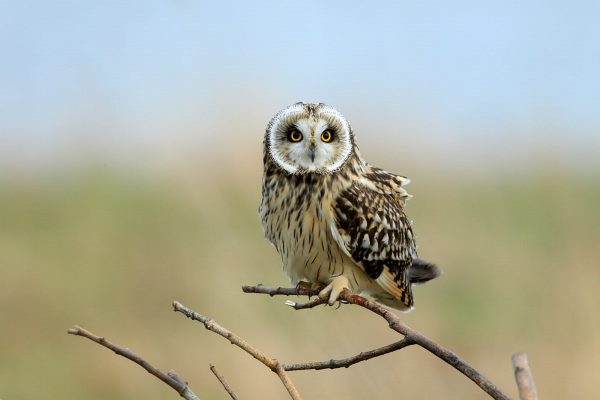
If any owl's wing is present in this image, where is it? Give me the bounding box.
[331,167,417,308]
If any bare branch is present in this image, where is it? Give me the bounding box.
[243,284,320,297]
[274,362,303,400]
[209,364,240,400]
[283,337,414,371]
[242,285,512,400]
[172,301,302,400]
[172,301,275,368]
[512,353,538,400]
[284,297,326,310]
[67,325,200,400]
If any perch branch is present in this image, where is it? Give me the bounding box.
[209,364,240,400]
[243,284,320,297]
[512,353,538,400]
[242,285,511,400]
[172,301,302,400]
[67,325,200,400]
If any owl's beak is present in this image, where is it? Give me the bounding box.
[308,143,316,162]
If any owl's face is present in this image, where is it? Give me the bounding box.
[265,102,355,174]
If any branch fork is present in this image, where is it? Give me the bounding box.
[242,284,513,400]
[68,284,537,400]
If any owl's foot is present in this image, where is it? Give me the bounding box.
[319,275,350,306]
[295,281,326,292]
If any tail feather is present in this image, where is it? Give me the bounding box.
[372,258,441,311]
[408,258,442,284]
[375,265,413,308]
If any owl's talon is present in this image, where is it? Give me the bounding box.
[311,282,326,292]
[296,281,325,294]
[319,275,350,306]
[295,281,312,291]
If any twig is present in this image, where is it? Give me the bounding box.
[172,301,302,400]
[209,364,240,400]
[284,297,326,310]
[283,337,414,371]
[512,353,538,400]
[242,285,512,400]
[67,325,200,400]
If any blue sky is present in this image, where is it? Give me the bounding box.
[1,1,599,171]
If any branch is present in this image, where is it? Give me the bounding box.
[209,364,240,400]
[244,284,327,310]
[172,301,302,400]
[242,285,512,400]
[284,297,326,310]
[283,337,414,371]
[243,284,320,297]
[67,325,200,400]
[274,361,303,400]
[512,353,538,400]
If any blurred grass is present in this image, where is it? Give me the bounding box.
[0,167,598,399]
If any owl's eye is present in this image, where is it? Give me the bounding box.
[288,129,303,142]
[321,130,333,143]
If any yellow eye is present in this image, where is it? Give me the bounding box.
[289,129,303,142]
[321,130,333,142]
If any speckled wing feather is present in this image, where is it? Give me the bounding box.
[331,167,417,307]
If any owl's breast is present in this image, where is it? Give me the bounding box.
[260,172,347,284]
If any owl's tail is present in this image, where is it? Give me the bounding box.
[408,258,442,285]
[373,258,441,311]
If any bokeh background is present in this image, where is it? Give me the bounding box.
[1,1,599,399]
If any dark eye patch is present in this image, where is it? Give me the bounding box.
[287,128,303,142]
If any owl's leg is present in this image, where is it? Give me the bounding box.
[319,275,350,306]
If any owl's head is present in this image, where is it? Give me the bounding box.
[265,102,356,174]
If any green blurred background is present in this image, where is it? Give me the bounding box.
[2,1,600,399]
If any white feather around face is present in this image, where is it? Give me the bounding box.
[267,103,354,174]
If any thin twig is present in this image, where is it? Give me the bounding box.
[242,285,512,400]
[512,353,538,400]
[172,301,302,400]
[209,364,240,400]
[67,325,200,400]
[284,297,326,310]
[283,337,415,371]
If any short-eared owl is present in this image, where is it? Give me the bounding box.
[260,102,440,310]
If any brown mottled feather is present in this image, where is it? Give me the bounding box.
[332,166,416,307]
[260,103,438,311]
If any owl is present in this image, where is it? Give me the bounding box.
[260,102,440,311]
